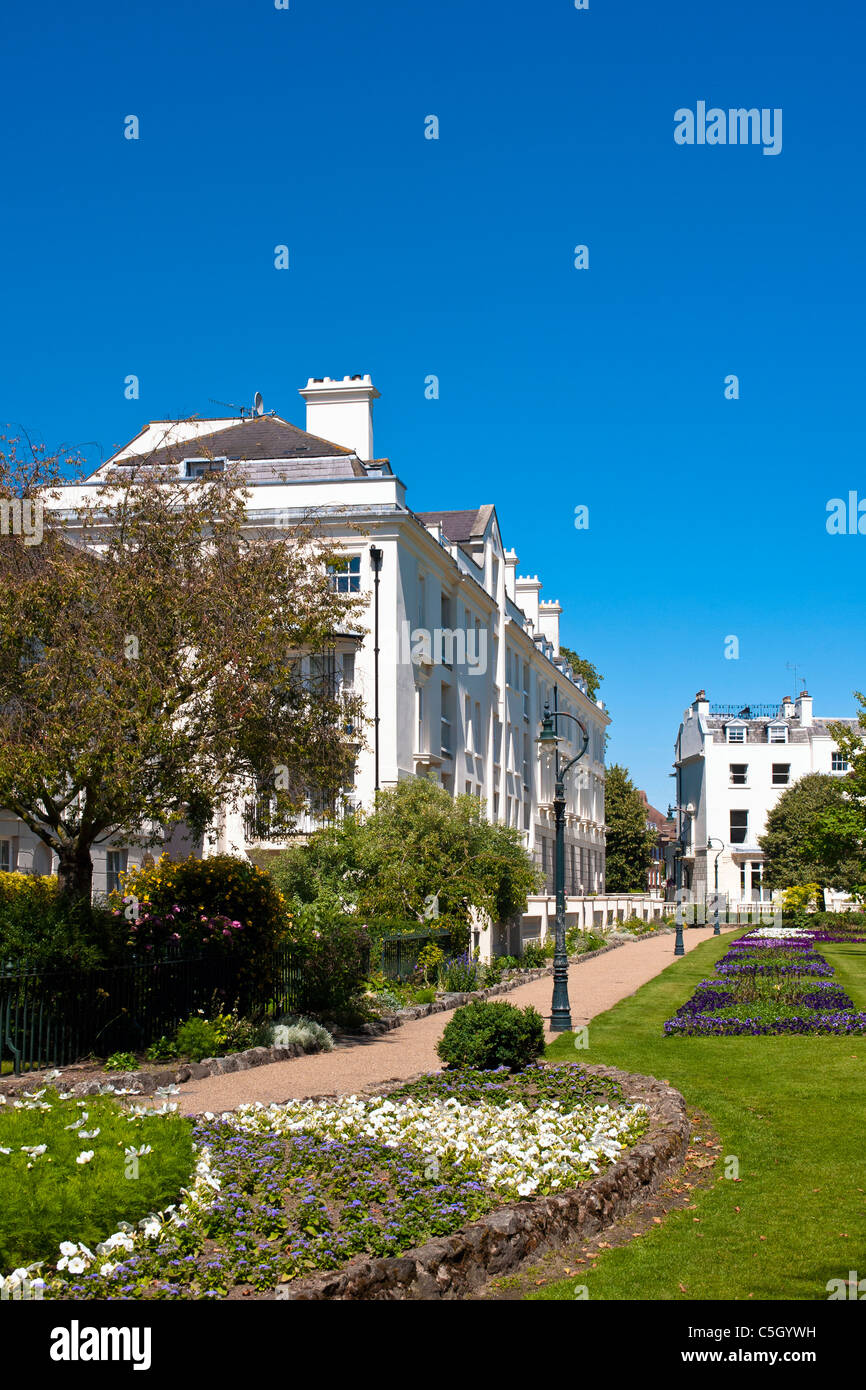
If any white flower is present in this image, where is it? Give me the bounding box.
[100,1262,116,1277]
[76,1151,95,1165]
[77,1129,100,1140]
[59,1242,78,1257]
[21,1144,47,1157]
[67,1257,87,1274]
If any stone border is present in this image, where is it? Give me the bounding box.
[275,1063,690,1300]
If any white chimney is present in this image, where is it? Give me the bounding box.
[795,690,813,727]
[515,575,542,632]
[298,374,380,461]
[538,600,562,657]
[504,548,519,601]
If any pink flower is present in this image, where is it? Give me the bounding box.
[222,929,231,937]
[231,921,241,929]
[171,932,180,941]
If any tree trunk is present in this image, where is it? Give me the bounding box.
[56,843,94,903]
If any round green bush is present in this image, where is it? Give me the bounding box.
[436,1000,546,1072]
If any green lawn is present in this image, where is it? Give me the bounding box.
[536,931,866,1301]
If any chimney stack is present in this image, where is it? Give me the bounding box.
[795,690,813,727]
[515,575,542,632]
[694,689,710,716]
[299,374,380,461]
[538,600,562,657]
[504,548,519,601]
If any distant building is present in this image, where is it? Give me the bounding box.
[671,689,858,905]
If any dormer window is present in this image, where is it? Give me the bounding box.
[768,724,788,744]
[726,722,746,744]
[186,456,227,478]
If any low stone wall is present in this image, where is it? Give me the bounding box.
[277,1063,690,1300]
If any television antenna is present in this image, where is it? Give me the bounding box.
[208,397,248,418]
[786,662,807,698]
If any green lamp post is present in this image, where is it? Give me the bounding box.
[536,704,590,1032]
[706,837,725,936]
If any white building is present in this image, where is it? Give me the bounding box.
[21,374,610,898]
[672,688,857,904]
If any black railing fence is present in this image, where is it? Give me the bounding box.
[377,928,453,982]
[0,946,307,1077]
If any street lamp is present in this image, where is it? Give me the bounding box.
[706,837,725,936]
[536,704,590,1032]
[668,800,696,957]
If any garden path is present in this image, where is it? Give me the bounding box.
[175,926,728,1115]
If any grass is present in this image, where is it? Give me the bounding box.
[535,930,866,1301]
[0,1088,195,1270]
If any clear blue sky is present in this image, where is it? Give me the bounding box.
[2,0,864,809]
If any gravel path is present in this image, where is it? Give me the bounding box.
[175,926,727,1116]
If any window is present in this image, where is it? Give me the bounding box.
[729,763,748,786]
[418,574,426,627]
[740,862,747,896]
[832,752,850,773]
[730,810,749,845]
[309,652,336,697]
[415,687,424,753]
[465,781,473,797]
[107,849,128,895]
[768,724,788,744]
[726,724,746,744]
[772,763,791,786]
[473,702,482,757]
[0,840,11,872]
[328,555,361,593]
[340,652,355,689]
[185,456,226,478]
[440,683,452,755]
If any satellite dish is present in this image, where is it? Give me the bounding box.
[253,391,264,416]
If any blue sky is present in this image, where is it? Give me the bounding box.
[2,0,864,808]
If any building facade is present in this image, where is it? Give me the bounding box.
[637,791,677,897]
[26,375,609,895]
[672,688,857,904]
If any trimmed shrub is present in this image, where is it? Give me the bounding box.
[436,1000,545,1072]
[175,1015,220,1062]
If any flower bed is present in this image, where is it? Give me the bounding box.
[665,930,866,1037]
[1,1064,650,1299]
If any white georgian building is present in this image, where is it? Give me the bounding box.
[22,374,609,897]
[672,688,857,904]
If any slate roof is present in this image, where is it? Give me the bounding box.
[111,416,363,472]
[415,506,494,543]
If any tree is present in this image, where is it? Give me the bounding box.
[604,764,654,892]
[0,433,364,900]
[269,777,542,934]
[558,645,603,701]
[758,772,864,892]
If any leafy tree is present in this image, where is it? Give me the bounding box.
[603,764,655,892]
[558,645,603,701]
[0,433,363,901]
[269,777,542,936]
[758,772,864,892]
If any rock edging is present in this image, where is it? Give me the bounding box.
[275,1063,690,1301]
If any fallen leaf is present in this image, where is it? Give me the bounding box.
[678,1282,687,1292]
[759,1236,766,1241]
[734,1206,741,1213]
[652,1217,663,1224]
[693,1218,700,1223]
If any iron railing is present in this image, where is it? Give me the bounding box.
[0,946,307,1077]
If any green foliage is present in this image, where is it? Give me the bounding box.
[437,1000,546,1072]
[604,765,655,892]
[558,645,603,701]
[284,896,370,1017]
[0,1087,194,1269]
[0,877,124,970]
[175,1015,221,1062]
[268,778,542,942]
[521,940,553,967]
[104,1051,138,1071]
[781,883,824,913]
[759,773,864,890]
[437,952,483,993]
[145,1036,179,1064]
[415,942,445,984]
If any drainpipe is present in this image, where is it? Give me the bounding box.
[369,545,383,792]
